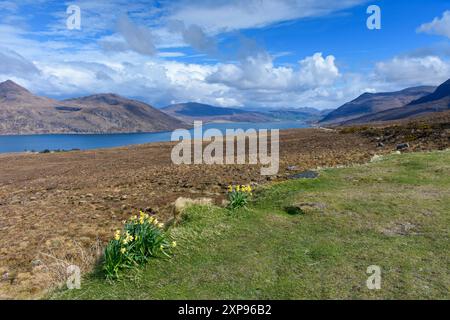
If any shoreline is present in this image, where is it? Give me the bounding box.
[0,121,311,155]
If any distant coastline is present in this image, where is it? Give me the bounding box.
[0,121,310,154]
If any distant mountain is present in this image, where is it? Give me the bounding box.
[161,102,273,123]
[161,102,329,124]
[344,79,450,124]
[319,86,436,125]
[0,80,186,135]
[264,107,333,123]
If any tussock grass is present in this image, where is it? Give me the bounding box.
[51,150,450,300]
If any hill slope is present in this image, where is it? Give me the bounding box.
[0,80,185,134]
[345,79,450,124]
[262,107,333,122]
[320,86,436,125]
[161,102,273,123]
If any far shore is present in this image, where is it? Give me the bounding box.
[0,121,312,155]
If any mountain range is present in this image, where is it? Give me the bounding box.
[161,102,273,123]
[0,80,185,135]
[2,78,450,135]
[0,80,327,135]
[320,78,450,125]
[161,103,329,124]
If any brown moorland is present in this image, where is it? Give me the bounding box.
[0,112,449,299]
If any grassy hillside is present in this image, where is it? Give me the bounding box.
[52,150,450,299]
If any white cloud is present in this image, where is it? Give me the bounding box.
[208,53,293,90]
[0,48,40,77]
[208,52,339,91]
[418,11,450,39]
[0,42,347,109]
[3,0,448,112]
[167,0,368,34]
[297,53,340,87]
[158,51,186,58]
[374,56,450,87]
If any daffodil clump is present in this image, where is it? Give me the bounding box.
[103,211,176,279]
[227,184,253,210]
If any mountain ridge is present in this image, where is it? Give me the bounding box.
[342,79,450,124]
[162,102,327,123]
[319,85,437,125]
[162,102,274,123]
[0,80,186,135]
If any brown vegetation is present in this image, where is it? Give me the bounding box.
[0,116,448,298]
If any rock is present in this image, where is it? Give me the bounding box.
[203,191,221,196]
[382,222,418,236]
[0,267,8,280]
[377,142,385,148]
[2,272,10,281]
[221,199,230,207]
[173,197,213,216]
[8,270,19,282]
[142,207,157,215]
[120,195,128,200]
[288,170,319,179]
[287,165,298,171]
[396,143,409,151]
[31,259,42,267]
[370,155,383,163]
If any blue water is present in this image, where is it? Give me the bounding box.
[0,121,309,154]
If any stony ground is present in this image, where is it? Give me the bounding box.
[0,115,449,299]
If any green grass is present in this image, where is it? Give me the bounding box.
[51,150,450,299]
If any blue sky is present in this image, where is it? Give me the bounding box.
[0,0,449,109]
